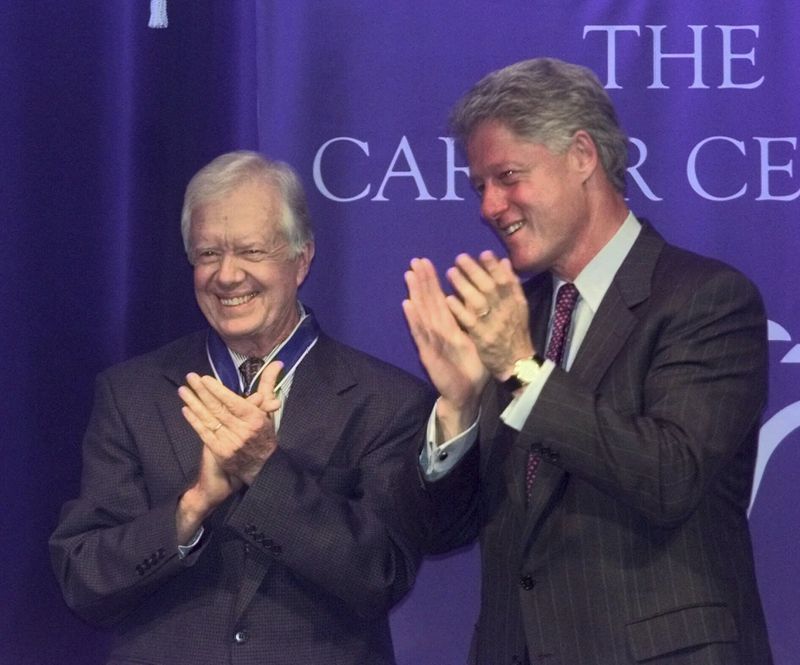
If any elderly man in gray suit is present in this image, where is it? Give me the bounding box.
[51,151,433,665]
[404,58,773,665]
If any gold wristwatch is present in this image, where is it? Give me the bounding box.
[502,354,544,391]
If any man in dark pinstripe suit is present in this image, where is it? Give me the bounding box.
[51,152,433,664]
[404,59,773,665]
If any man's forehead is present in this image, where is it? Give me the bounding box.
[468,128,549,170]
[193,180,280,219]
[189,209,282,245]
[467,146,530,179]
[191,221,281,241]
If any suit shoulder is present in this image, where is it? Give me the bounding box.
[634,240,767,341]
[317,335,432,396]
[654,241,762,299]
[99,330,205,384]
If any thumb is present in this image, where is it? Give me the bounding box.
[252,360,283,412]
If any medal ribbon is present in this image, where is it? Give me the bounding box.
[206,307,320,395]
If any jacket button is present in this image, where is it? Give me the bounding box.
[233,629,249,644]
[519,575,535,590]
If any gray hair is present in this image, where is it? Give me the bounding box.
[450,58,628,193]
[181,150,314,258]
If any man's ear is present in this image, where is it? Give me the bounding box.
[295,242,315,286]
[569,130,599,181]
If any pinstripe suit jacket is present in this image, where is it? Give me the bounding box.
[50,330,434,665]
[427,223,773,665]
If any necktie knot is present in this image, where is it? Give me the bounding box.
[239,357,264,394]
[545,283,579,367]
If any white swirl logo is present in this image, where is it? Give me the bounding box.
[748,320,800,515]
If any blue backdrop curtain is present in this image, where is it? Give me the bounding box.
[2,2,797,664]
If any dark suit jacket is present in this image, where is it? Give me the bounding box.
[427,223,773,665]
[50,330,434,665]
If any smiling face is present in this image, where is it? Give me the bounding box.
[189,179,313,356]
[466,120,595,280]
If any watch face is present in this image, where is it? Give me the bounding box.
[515,358,541,384]
[502,356,543,392]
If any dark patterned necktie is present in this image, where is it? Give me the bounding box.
[526,282,580,500]
[239,357,265,396]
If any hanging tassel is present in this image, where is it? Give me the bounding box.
[148,0,168,29]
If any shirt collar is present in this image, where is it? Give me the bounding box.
[554,211,641,313]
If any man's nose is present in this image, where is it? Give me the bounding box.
[217,253,245,283]
[480,182,508,222]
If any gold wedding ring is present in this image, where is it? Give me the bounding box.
[477,307,491,319]
[210,421,223,432]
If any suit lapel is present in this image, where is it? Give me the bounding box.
[568,222,662,390]
[156,331,214,483]
[518,223,665,544]
[277,335,357,468]
[567,285,639,391]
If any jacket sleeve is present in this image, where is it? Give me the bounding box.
[48,372,197,626]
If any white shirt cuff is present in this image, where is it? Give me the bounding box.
[500,359,556,430]
[178,526,204,559]
[420,400,479,481]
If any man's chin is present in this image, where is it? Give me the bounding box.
[213,320,258,344]
[508,253,543,275]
